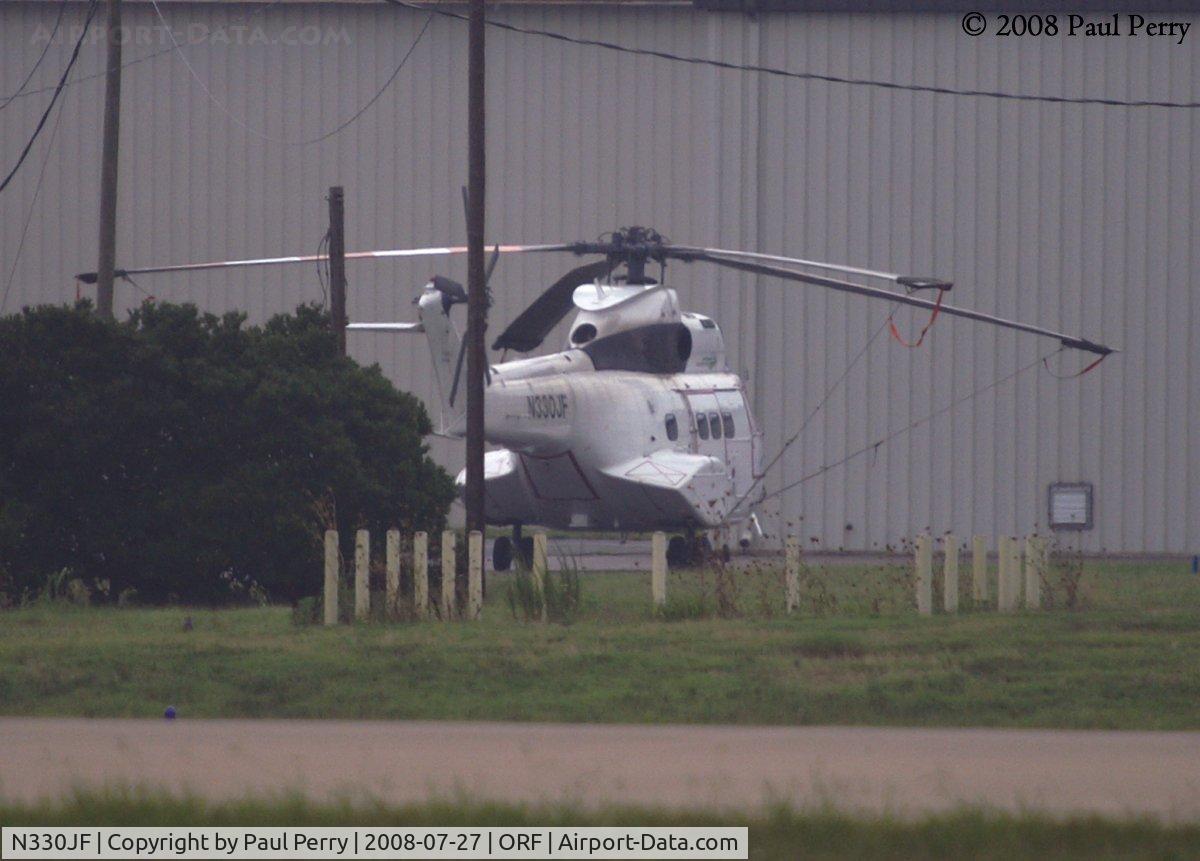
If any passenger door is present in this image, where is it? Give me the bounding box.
[715,389,754,500]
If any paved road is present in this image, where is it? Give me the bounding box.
[3,719,1199,819]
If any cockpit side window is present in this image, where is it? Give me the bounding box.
[708,412,722,439]
[665,413,679,441]
[696,413,709,440]
[722,411,735,438]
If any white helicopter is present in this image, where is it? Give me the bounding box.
[78,226,1114,569]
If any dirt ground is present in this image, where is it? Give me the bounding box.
[3,719,1199,819]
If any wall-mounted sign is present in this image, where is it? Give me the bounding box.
[1048,482,1093,531]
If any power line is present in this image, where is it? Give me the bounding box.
[9,2,1196,110]
[1,45,174,104]
[0,0,100,197]
[1,95,68,313]
[302,12,435,144]
[0,0,70,112]
[149,0,433,146]
[381,0,1200,109]
[0,0,286,104]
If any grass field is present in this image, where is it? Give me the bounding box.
[2,559,1199,727]
[3,793,1199,860]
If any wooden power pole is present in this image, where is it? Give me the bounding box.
[464,0,487,536]
[96,0,122,319]
[327,186,347,354]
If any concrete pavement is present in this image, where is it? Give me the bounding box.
[3,719,1199,819]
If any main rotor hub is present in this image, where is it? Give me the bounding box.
[568,226,670,284]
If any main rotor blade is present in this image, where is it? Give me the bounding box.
[492,258,615,353]
[670,245,907,284]
[74,243,571,283]
[677,250,1116,356]
[346,322,423,332]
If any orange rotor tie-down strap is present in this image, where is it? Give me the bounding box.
[1042,350,1109,379]
[887,287,946,348]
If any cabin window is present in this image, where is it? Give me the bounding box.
[696,413,709,440]
[722,411,735,438]
[665,413,678,441]
[708,412,722,439]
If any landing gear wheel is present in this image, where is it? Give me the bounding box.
[696,536,713,562]
[721,543,732,563]
[518,536,535,568]
[666,535,690,569]
[493,536,513,572]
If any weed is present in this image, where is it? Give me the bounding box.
[504,555,585,624]
[656,592,713,621]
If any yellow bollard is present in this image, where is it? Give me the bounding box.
[468,530,483,620]
[413,531,428,620]
[1025,535,1043,610]
[651,532,667,608]
[915,534,933,616]
[533,533,548,622]
[972,535,988,604]
[943,534,959,613]
[785,535,800,614]
[998,535,1022,612]
[386,529,400,620]
[440,530,456,620]
[323,530,339,626]
[997,535,1011,611]
[355,529,370,622]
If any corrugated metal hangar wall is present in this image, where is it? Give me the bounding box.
[2,1,1197,552]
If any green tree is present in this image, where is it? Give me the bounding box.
[0,301,454,604]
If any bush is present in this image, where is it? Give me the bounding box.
[0,301,455,604]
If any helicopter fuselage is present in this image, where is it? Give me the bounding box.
[419,280,765,531]
[463,363,763,530]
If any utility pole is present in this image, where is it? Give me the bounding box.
[327,186,347,354]
[96,0,122,319]
[464,0,487,537]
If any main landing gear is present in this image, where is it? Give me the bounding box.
[492,523,533,572]
[664,529,731,569]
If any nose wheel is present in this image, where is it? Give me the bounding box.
[492,525,534,571]
[493,536,513,571]
[666,533,714,569]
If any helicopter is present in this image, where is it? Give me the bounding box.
[78,226,1115,570]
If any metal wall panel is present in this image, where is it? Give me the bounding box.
[2,2,1196,551]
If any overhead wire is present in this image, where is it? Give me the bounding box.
[1,92,68,313]
[6,1,1198,110]
[0,0,100,196]
[148,0,434,146]
[380,0,1200,109]
[315,230,331,307]
[0,0,286,103]
[0,0,70,111]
